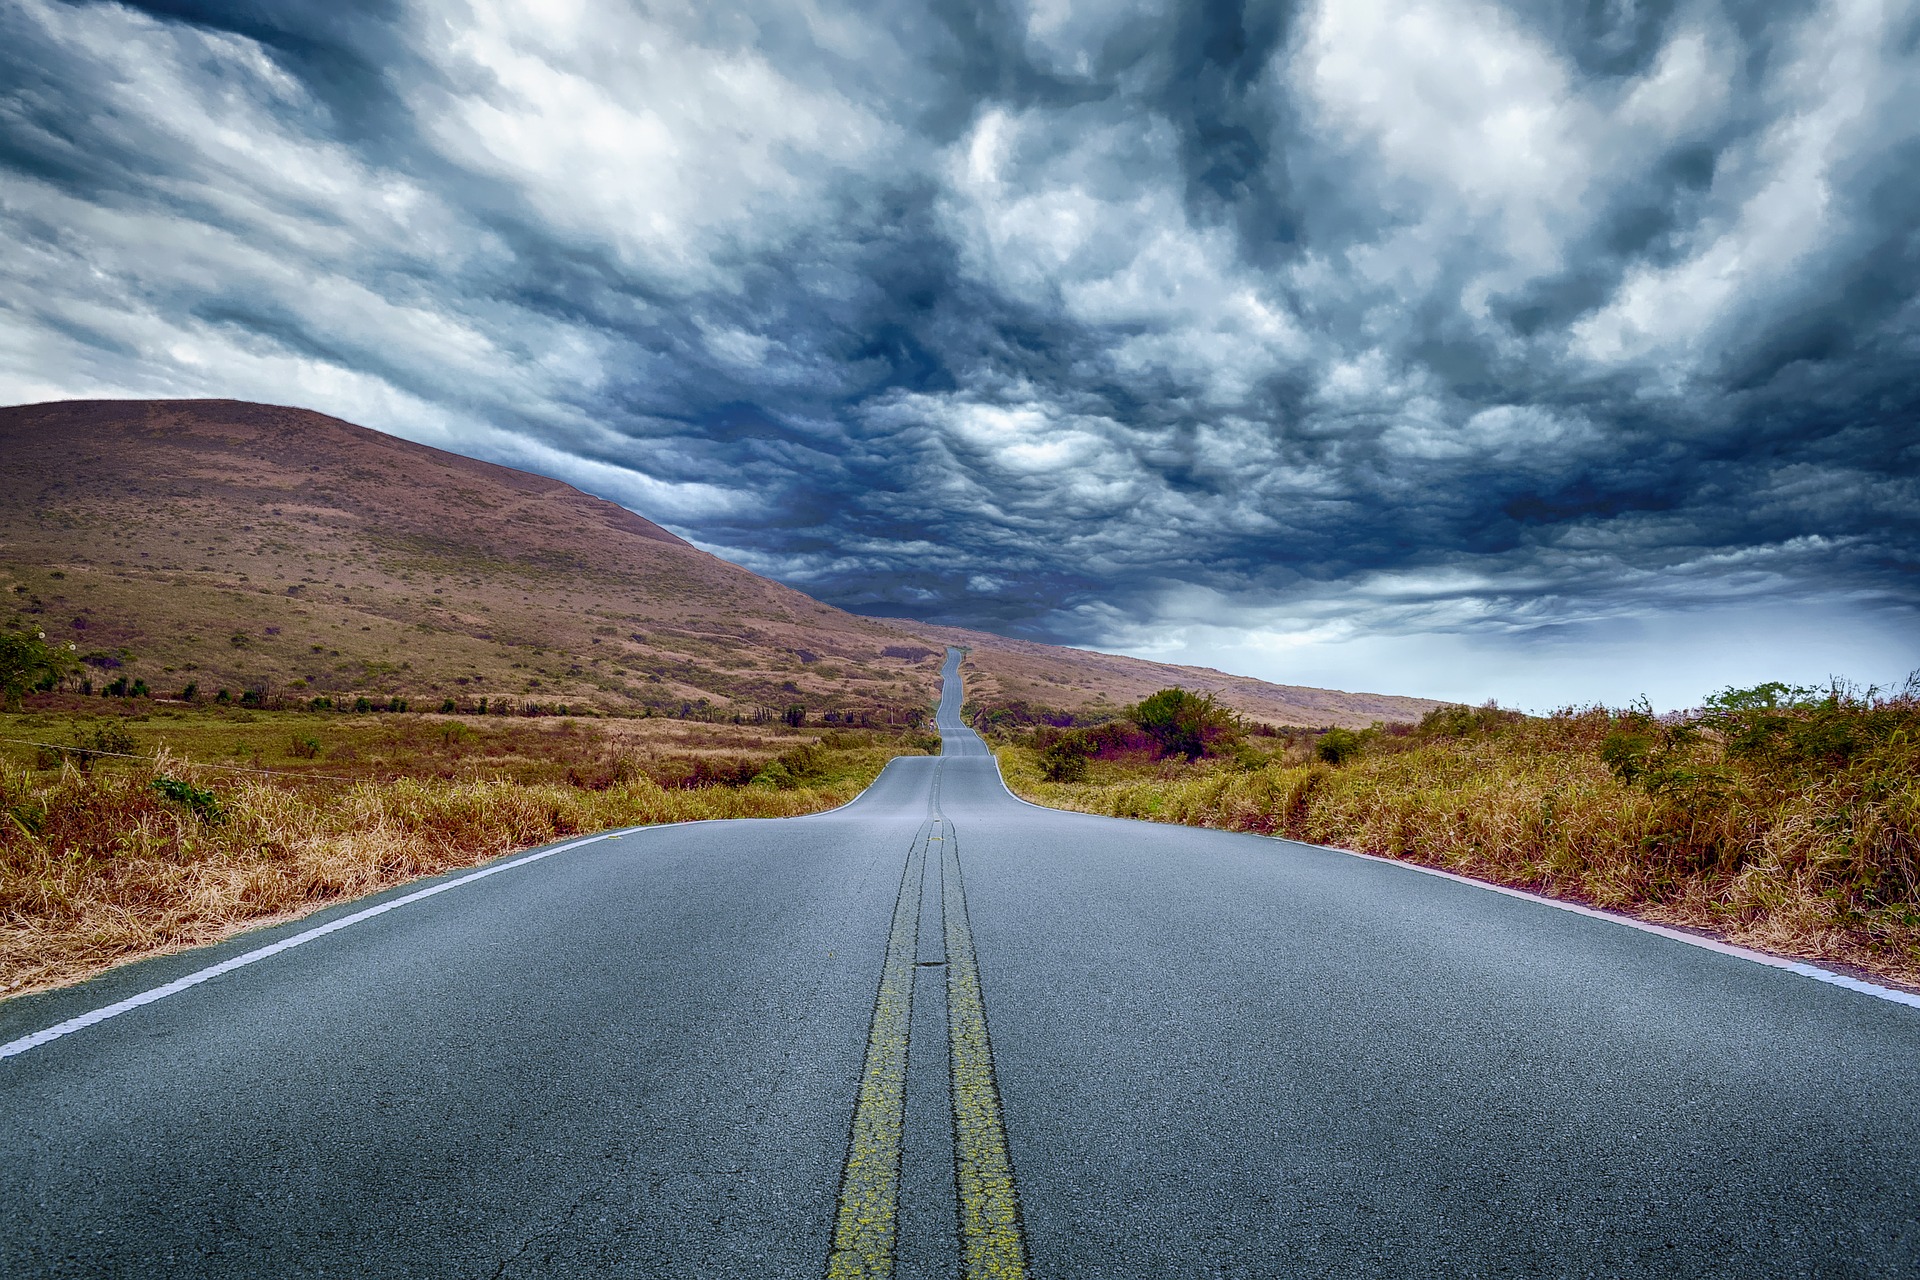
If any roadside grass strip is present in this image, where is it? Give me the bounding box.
[0,829,635,1061]
[939,819,1032,1280]
[827,823,929,1279]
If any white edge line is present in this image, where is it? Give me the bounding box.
[980,740,1071,815]
[986,753,1920,1014]
[1,828,646,1063]
[3,751,932,1061]
[1322,844,1920,1010]
[791,754,904,819]
[952,652,1912,1014]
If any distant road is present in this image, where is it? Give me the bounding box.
[4,649,1917,1277]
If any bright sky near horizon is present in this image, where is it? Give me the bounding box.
[2,0,1916,710]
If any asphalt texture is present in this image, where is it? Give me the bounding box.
[3,648,1918,1277]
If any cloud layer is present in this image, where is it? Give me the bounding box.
[4,0,1917,705]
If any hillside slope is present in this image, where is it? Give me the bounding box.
[1,400,1440,727]
[920,625,1444,728]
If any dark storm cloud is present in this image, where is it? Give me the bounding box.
[3,0,1918,694]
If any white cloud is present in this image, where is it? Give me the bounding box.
[1118,599,1920,712]
[1573,0,1919,369]
[1296,0,1595,276]
[943,104,1309,405]
[1017,0,1166,79]
[407,0,905,293]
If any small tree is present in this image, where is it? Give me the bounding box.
[0,627,77,709]
[1039,733,1092,781]
[1315,726,1368,765]
[1131,688,1240,761]
[783,704,807,728]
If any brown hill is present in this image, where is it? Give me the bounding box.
[0,399,1443,728]
[923,625,1445,728]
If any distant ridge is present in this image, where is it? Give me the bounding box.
[0,399,1442,727]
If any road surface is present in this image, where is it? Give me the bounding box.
[3,649,1917,1277]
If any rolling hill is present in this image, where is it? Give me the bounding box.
[0,399,1442,728]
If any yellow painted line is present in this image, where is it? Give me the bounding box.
[826,826,929,1280]
[940,825,1032,1279]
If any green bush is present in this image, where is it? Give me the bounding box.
[1039,737,1090,781]
[0,627,77,709]
[151,776,223,822]
[1132,688,1240,761]
[1416,702,1523,738]
[1316,726,1369,765]
[44,724,139,772]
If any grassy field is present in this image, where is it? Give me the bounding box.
[1,703,935,999]
[990,685,1920,989]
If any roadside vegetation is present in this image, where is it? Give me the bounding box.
[1,627,937,998]
[983,682,1920,988]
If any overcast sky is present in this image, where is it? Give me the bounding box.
[3,0,1916,709]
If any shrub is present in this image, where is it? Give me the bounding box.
[1039,736,1091,782]
[0,628,77,708]
[47,724,139,772]
[1315,727,1368,765]
[1132,688,1240,761]
[752,741,829,789]
[1416,702,1522,738]
[151,776,222,822]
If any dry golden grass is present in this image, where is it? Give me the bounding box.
[996,698,1920,989]
[1,714,923,999]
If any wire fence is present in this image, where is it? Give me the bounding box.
[0,735,364,784]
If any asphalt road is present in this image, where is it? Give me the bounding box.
[3,648,1918,1277]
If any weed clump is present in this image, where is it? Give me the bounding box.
[151,776,222,822]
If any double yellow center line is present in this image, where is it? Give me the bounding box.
[827,807,1030,1279]
[940,823,1029,1278]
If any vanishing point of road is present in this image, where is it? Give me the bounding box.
[4,650,1917,1277]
